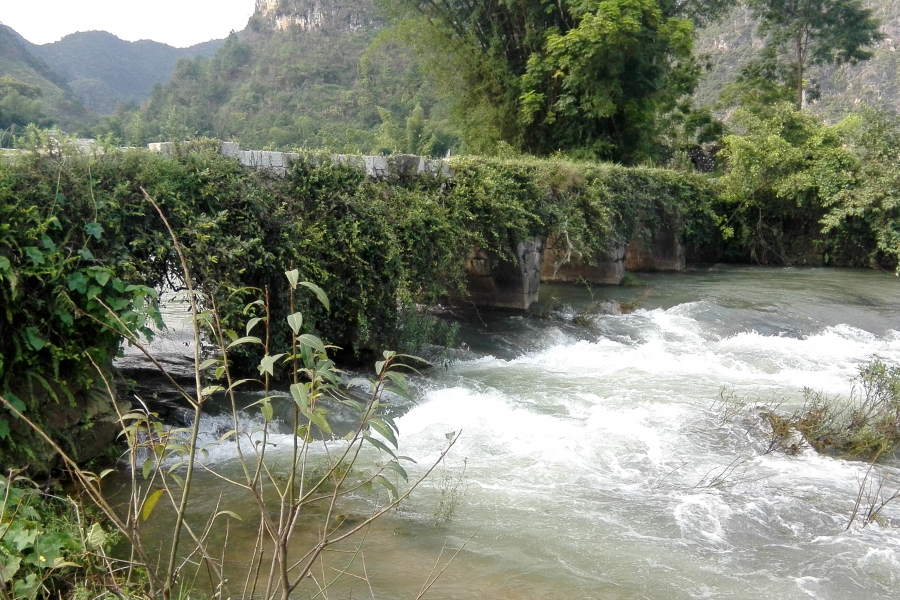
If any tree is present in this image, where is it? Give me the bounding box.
[0,75,50,138]
[718,102,857,263]
[745,0,882,110]
[381,0,728,162]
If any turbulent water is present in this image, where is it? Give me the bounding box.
[134,266,900,599]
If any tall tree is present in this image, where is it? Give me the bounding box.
[381,0,728,162]
[745,0,882,110]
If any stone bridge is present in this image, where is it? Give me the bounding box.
[150,141,686,310]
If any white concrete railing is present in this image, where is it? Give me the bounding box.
[148,141,453,179]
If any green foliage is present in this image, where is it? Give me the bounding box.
[381,0,728,162]
[0,145,164,467]
[128,8,457,157]
[717,103,857,263]
[0,26,93,134]
[0,474,111,599]
[24,30,224,115]
[717,103,900,268]
[0,76,52,145]
[822,108,900,270]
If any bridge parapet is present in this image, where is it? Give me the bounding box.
[149,142,453,179]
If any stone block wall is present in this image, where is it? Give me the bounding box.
[625,222,685,272]
[541,239,627,285]
[466,238,544,310]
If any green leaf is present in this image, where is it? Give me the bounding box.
[6,394,26,415]
[25,327,46,351]
[298,281,330,311]
[40,234,55,252]
[1,555,21,583]
[67,271,88,294]
[0,419,9,440]
[142,489,164,521]
[226,378,255,392]
[257,353,285,377]
[297,334,326,354]
[375,361,386,376]
[87,523,107,549]
[198,358,218,370]
[364,434,396,458]
[201,385,225,398]
[261,401,274,422]
[368,418,398,448]
[226,336,263,349]
[142,458,154,480]
[374,475,399,501]
[290,383,309,409]
[77,248,94,261]
[245,317,263,335]
[215,510,243,522]
[85,222,104,240]
[287,312,303,335]
[94,269,111,286]
[309,408,332,435]
[55,309,74,327]
[385,371,408,390]
[24,247,44,266]
[0,256,9,272]
[285,269,300,289]
[382,460,408,481]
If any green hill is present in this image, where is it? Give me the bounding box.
[0,25,92,131]
[137,0,453,154]
[25,32,224,114]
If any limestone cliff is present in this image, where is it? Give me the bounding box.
[253,0,382,33]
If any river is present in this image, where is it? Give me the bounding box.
[126,266,900,599]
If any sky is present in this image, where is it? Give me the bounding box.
[0,0,257,48]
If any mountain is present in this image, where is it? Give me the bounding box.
[0,25,92,131]
[694,1,900,122]
[23,31,225,114]
[138,0,452,153]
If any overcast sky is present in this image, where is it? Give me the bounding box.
[0,0,257,48]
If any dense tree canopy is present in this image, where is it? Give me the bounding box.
[0,75,51,137]
[383,0,729,162]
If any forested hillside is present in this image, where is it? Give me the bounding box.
[0,25,91,131]
[695,1,900,121]
[130,0,454,154]
[25,31,224,113]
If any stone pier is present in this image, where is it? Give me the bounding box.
[541,240,627,285]
[465,238,544,310]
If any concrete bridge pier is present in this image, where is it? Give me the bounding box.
[541,240,627,285]
[465,238,544,310]
[625,221,685,271]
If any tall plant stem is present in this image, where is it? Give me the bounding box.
[140,187,205,599]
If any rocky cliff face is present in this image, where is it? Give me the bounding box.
[253,0,382,33]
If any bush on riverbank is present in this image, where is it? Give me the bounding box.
[717,105,900,270]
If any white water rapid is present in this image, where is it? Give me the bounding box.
[134,266,900,599]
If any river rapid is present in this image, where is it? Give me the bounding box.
[131,266,900,599]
